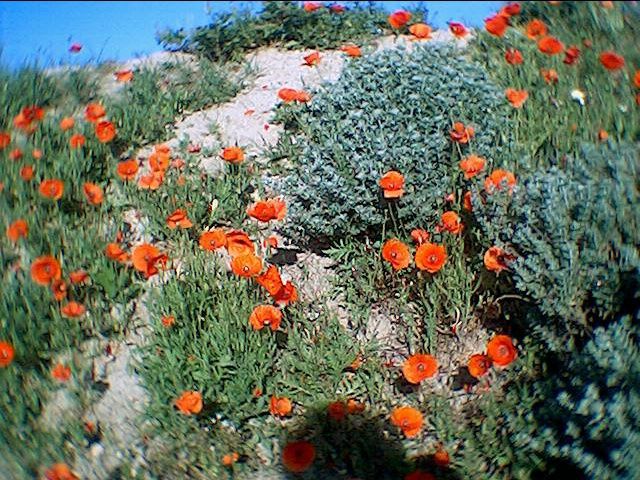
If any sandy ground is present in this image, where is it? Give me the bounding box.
[65,30,474,479]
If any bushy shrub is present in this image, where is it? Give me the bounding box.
[461,312,640,480]
[473,142,639,347]
[158,1,422,63]
[273,44,512,244]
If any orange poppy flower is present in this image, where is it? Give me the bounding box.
[69,270,89,284]
[51,363,71,382]
[39,179,64,200]
[175,391,203,415]
[225,230,255,257]
[278,88,311,103]
[161,315,176,327]
[538,36,564,55]
[410,229,430,245]
[199,229,227,251]
[6,219,28,242]
[83,182,104,205]
[525,19,547,39]
[221,146,245,164]
[450,122,474,143]
[269,395,292,416]
[347,398,365,414]
[247,198,287,222]
[406,471,436,480]
[69,133,86,149]
[468,353,492,378]
[85,103,106,123]
[13,106,45,132]
[601,0,613,8]
[231,253,262,278]
[59,117,75,131]
[95,120,116,143]
[222,452,240,467]
[105,243,129,263]
[327,401,347,421]
[148,154,168,173]
[249,305,282,331]
[463,191,472,211]
[487,335,517,367]
[116,159,139,180]
[599,51,625,71]
[459,154,485,179]
[114,69,134,82]
[402,354,438,384]
[44,463,79,480]
[388,10,411,29]
[484,169,516,194]
[381,238,411,270]
[0,341,15,368]
[132,243,167,278]
[137,171,164,190]
[448,21,468,38]
[303,51,320,66]
[264,235,279,249]
[634,70,640,88]
[439,211,464,234]
[390,406,423,438]
[51,279,68,301]
[0,131,10,149]
[598,129,608,142]
[31,255,62,285]
[483,246,514,273]
[505,48,523,65]
[166,208,193,229]
[409,23,432,40]
[541,68,559,84]
[505,88,529,108]
[61,301,86,318]
[282,440,316,473]
[273,280,298,306]
[340,44,362,57]
[433,447,450,468]
[256,265,284,296]
[379,170,405,198]
[415,243,447,273]
[32,148,42,160]
[484,14,509,37]
[303,1,321,12]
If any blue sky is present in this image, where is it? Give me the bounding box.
[0,1,502,69]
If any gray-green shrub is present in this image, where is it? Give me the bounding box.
[473,142,639,348]
[272,45,512,244]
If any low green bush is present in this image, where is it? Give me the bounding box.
[158,1,424,63]
[272,44,512,245]
[460,311,640,480]
[473,142,639,349]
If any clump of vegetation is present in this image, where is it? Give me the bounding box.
[273,44,511,244]
[158,1,426,62]
[473,142,639,349]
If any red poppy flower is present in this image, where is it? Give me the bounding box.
[388,10,412,29]
[599,51,625,71]
[484,14,509,37]
[402,354,437,384]
[449,22,468,38]
[538,36,564,55]
[486,335,517,367]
